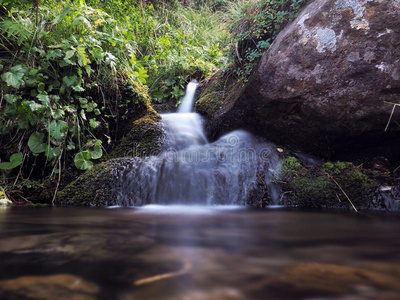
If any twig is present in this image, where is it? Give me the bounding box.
[257,174,267,189]
[235,42,242,65]
[134,260,191,286]
[13,152,27,188]
[384,104,398,132]
[326,173,358,213]
[52,150,63,206]
[335,193,342,203]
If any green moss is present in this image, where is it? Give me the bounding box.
[195,71,237,119]
[106,112,164,160]
[280,157,378,210]
[195,92,224,118]
[56,160,120,206]
[281,157,303,175]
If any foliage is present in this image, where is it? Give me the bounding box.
[279,157,378,210]
[224,0,307,78]
[0,152,23,170]
[0,1,151,174]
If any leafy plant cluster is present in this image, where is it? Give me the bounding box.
[224,0,306,77]
[87,0,230,103]
[0,1,150,174]
[0,0,231,177]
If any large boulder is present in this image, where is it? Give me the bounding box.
[196,0,400,162]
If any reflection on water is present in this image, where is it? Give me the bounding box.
[0,207,400,300]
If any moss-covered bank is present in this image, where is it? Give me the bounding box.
[105,105,165,160]
[56,158,133,206]
[277,156,392,211]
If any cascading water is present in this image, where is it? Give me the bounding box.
[116,81,280,206]
[177,81,199,113]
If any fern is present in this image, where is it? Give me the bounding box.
[1,19,33,46]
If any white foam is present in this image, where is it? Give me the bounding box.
[135,204,243,214]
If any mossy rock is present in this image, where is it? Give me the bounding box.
[279,157,379,210]
[106,111,165,160]
[195,71,237,120]
[56,158,136,206]
[56,103,165,206]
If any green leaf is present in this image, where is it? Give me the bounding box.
[36,94,50,106]
[45,145,61,159]
[67,141,76,151]
[91,145,102,160]
[0,153,23,170]
[134,66,148,84]
[63,75,78,87]
[72,85,85,92]
[89,118,100,129]
[28,132,46,154]
[53,109,65,119]
[18,118,29,129]
[1,66,24,89]
[53,7,73,25]
[80,109,87,120]
[74,151,93,170]
[65,49,76,60]
[37,82,45,93]
[49,120,68,140]
[28,101,43,112]
[77,46,90,67]
[4,94,20,104]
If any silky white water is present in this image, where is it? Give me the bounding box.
[177,81,199,113]
[116,81,280,206]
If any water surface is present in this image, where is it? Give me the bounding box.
[0,206,400,300]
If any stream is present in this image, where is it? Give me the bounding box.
[0,206,400,299]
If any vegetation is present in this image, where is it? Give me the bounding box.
[279,157,379,210]
[223,0,307,77]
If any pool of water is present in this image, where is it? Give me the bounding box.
[0,206,400,300]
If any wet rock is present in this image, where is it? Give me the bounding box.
[56,157,148,206]
[247,263,400,299]
[0,274,99,300]
[197,0,400,162]
[56,158,138,206]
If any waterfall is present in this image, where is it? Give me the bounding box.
[116,81,280,206]
[177,81,199,113]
